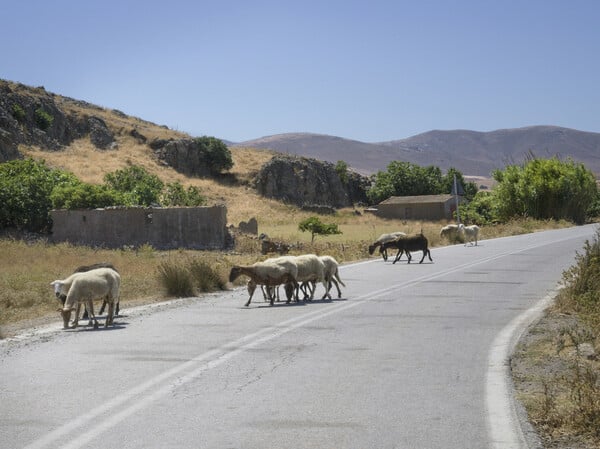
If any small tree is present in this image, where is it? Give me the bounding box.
[298,216,342,243]
[194,136,233,174]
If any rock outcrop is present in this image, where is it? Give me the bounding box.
[0,80,115,162]
[254,155,369,209]
[150,138,213,177]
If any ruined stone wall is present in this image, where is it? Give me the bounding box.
[50,205,228,250]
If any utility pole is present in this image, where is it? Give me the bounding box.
[453,173,461,224]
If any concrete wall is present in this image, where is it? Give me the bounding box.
[50,205,228,250]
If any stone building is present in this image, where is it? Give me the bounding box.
[371,194,465,220]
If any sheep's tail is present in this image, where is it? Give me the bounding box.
[334,270,346,287]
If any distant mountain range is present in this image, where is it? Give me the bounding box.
[232,126,600,177]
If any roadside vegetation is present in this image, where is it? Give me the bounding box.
[512,227,600,448]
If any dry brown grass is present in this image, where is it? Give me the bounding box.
[0,214,573,338]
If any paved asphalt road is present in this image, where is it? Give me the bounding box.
[1,224,597,449]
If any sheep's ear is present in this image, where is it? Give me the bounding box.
[56,307,63,312]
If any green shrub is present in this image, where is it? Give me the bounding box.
[34,107,53,131]
[11,104,26,123]
[459,191,499,225]
[492,157,597,224]
[50,183,123,209]
[160,182,206,207]
[0,158,78,232]
[103,165,164,206]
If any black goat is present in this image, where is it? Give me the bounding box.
[381,234,433,264]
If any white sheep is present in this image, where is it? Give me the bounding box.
[368,232,407,261]
[459,223,480,246]
[270,254,329,300]
[50,267,121,329]
[229,260,298,306]
[319,255,345,299]
[440,224,460,241]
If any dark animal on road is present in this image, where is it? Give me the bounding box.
[381,234,433,264]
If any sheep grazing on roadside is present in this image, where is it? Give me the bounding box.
[368,232,407,261]
[381,233,433,264]
[440,224,460,242]
[229,261,298,307]
[459,223,480,246]
[50,267,121,329]
[319,255,345,299]
[72,263,120,318]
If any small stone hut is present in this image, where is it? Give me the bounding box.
[371,194,465,220]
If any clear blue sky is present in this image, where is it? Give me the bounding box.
[4,0,600,143]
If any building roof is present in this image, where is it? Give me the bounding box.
[379,194,455,205]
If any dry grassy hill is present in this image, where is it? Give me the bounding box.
[1,81,288,226]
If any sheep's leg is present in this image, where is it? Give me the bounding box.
[72,302,82,327]
[268,286,275,306]
[105,301,114,326]
[85,300,99,329]
[380,246,388,261]
[419,250,427,263]
[284,282,295,303]
[392,249,403,264]
[395,248,402,262]
[331,278,342,298]
[300,282,311,300]
[259,285,269,302]
[309,281,318,300]
[320,280,331,300]
[98,299,106,315]
[290,281,300,303]
[324,277,333,299]
[244,286,256,307]
[406,251,412,264]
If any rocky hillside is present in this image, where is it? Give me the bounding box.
[234,127,600,177]
[0,80,369,210]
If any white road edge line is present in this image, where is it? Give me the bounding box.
[485,291,555,449]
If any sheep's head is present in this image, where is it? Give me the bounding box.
[50,280,67,304]
[368,244,376,255]
[229,267,242,283]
